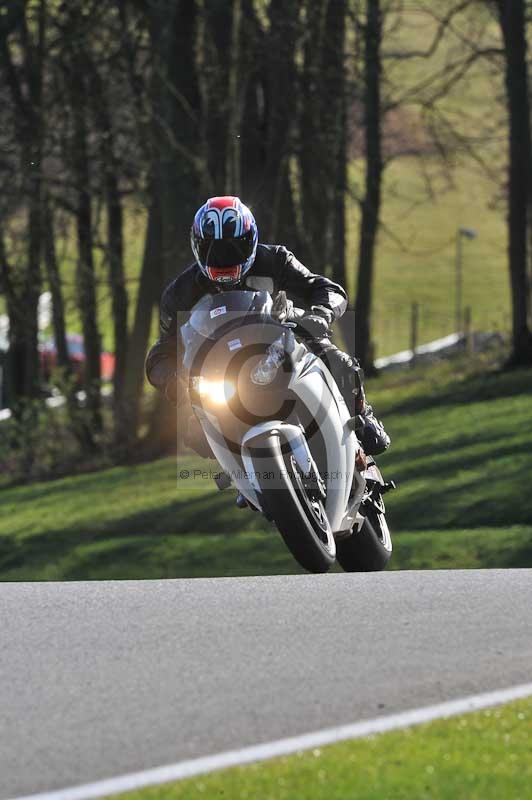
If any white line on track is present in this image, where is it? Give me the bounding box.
[9,682,532,800]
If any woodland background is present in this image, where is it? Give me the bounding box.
[0,0,531,475]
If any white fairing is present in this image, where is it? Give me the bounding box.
[193,406,263,507]
[286,353,360,532]
[192,336,371,535]
[194,351,365,533]
[181,289,386,545]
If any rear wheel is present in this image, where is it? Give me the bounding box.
[336,506,392,572]
[254,434,335,573]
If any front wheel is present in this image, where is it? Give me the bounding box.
[253,434,336,574]
[336,507,392,572]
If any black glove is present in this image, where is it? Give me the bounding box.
[296,306,332,339]
[271,290,295,323]
[164,372,187,407]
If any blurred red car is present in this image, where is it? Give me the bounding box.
[39,334,115,385]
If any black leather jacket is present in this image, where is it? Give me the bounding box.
[145,244,348,388]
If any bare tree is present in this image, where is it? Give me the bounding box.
[0,0,45,402]
[494,0,532,364]
[86,50,129,438]
[255,0,302,246]
[145,0,202,453]
[354,0,383,373]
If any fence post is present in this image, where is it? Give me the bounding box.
[410,302,419,366]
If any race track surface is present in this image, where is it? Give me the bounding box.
[1,570,531,797]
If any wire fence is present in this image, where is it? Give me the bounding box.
[370,301,511,362]
[332,301,511,368]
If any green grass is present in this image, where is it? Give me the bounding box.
[0,455,298,581]
[374,359,532,529]
[1,357,531,581]
[361,159,509,357]
[110,697,532,800]
[347,6,509,357]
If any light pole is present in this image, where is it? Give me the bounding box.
[455,226,477,333]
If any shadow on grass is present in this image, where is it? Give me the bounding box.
[499,539,532,568]
[0,458,174,500]
[0,488,300,581]
[391,526,532,571]
[2,365,531,581]
[2,496,531,580]
[384,366,532,417]
[386,460,532,531]
[384,432,529,476]
[380,405,532,532]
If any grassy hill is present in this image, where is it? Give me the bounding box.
[358,158,509,358]
[346,4,509,357]
[1,355,530,581]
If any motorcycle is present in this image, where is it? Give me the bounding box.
[180,289,394,574]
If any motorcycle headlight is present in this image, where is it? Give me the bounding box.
[192,377,235,404]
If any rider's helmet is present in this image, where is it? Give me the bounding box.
[191,196,258,285]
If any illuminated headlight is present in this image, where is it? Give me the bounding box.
[192,377,235,404]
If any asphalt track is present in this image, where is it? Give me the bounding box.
[1,570,531,798]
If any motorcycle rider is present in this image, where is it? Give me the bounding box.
[145,196,390,462]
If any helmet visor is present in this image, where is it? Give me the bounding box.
[197,231,255,268]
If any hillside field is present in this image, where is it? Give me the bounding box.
[1,356,530,581]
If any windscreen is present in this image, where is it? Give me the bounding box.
[181,290,273,344]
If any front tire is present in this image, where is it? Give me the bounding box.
[253,433,336,574]
[336,507,392,572]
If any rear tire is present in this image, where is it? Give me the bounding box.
[336,507,392,572]
[254,433,336,574]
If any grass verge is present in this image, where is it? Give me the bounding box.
[1,356,531,580]
[110,697,532,800]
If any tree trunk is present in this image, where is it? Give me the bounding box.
[325,0,354,354]
[497,0,532,365]
[0,226,25,406]
[43,196,70,373]
[88,59,129,436]
[71,81,102,433]
[354,0,383,373]
[329,0,347,288]
[226,0,242,195]
[43,196,95,450]
[200,0,234,192]
[299,1,329,267]
[25,158,43,399]
[122,192,163,450]
[56,4,103,434]
[145,0,201,453]
[106,158,128,427]
[239,0,267,206]
[253,0,300,247]
[0,1,45,402]
[150,0,201,282]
